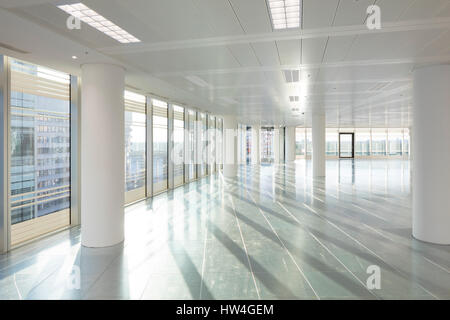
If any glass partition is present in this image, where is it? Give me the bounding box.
[9,59,71,245]
[124,91,146,204]
[152,99,168,194]
[173,105,184,187]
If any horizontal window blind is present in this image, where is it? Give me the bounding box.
[125,91,146,113]
[174,105,184,122]
[11,63,70,102]
[153,99,167,118]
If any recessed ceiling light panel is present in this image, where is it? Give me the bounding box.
[58,3,140,43]
[283,70,299,83]
[268,0,301,30]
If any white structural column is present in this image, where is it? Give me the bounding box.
[251,125,260,165]
[223,116,238,177]
[312,113,326,177]
[285,126,296,162]
[412,65,450,244]
[81,64,125,248]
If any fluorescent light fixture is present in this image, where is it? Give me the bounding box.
[185,75,211,88]
[220,97,238,105]
[267,0,301,30]
[58,3,140,43]
[283,69,299,83]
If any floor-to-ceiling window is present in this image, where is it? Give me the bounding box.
[326,128,338,156]
[388,128,403,156]
[152,99,168,194]
[246,126,252,164]
[199,113,206,177]
[306,128,312,157]
[295,126,410,159]
[403,128,410,157]
[355,129,371,156]
[217,118,223,171]
[208,115,216,173]
[295,127,305,159]
[173,105,184,187]
[124,90,146,204]
[261,127,274,163]
[372,128,387,156]
[187,110,197,181]
[9,59,71,245]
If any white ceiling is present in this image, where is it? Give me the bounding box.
[1,0,450,127]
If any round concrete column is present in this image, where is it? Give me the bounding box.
[312,113,326,177]
[81,64,125,248]
[412,65,450,244]
[285,126,296,162]
[223,116,238,177]
[251,126,260,164]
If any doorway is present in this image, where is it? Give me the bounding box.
[339,133,354,158]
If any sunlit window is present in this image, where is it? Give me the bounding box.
[124,90,146,203]
[371,129,387,156]
[388,129,403,156]
[295,127,305,158]
[9,59,71,244]
[153,99,168,193]
[187,110,197,181]
[326,129,338,156]
[355,129,371,156]
[173,105,184,187]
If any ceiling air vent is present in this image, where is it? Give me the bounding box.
[289,96,299,102]
[0,42,29,54]
[283,70,299,83]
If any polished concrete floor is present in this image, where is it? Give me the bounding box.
[1,159,449,300]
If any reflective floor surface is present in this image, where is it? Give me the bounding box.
[1,159,449,300]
